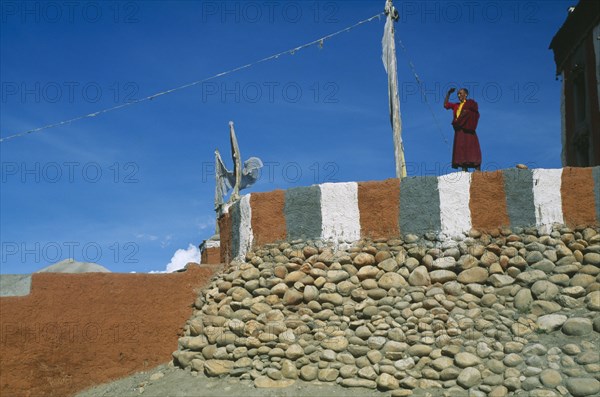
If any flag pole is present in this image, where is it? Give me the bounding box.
[383,0,407,178]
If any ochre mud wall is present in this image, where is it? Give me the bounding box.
[200,246,221,265]
[219,167,600,262]
[0,265,219,397]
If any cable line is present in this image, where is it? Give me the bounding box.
[0,13,384,143]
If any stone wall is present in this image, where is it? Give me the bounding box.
[218,167,600,264]
[175,228,600,396]
[0,265,220,397]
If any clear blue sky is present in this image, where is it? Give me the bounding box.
[1,1,571,273]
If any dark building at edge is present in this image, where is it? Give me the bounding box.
[549,0,600,167]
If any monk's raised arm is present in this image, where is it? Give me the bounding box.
[444,87,455,108]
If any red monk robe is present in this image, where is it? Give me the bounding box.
[444,98,482,169]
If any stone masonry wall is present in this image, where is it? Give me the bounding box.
[175,227,600,397]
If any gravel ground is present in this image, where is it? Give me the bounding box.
[74,363,445,397]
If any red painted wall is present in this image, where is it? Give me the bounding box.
[0,265,218,397]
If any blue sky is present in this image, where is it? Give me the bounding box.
[1,1,571,273]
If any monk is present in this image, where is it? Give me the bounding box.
[444,87,482,171]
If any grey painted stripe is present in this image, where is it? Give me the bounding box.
[594,166,600,224]
[230,200,241,259]
[399,176,441,235]
[503,168,536,228]
[284,185,322,240]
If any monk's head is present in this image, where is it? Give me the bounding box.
[457,88,468,102]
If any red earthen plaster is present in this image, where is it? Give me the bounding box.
[561,167,597,227]
[470,171,510,231]
[250,190,286,246]
[201,247,221,265]
[357,179,400,239]
[0,266,217,397]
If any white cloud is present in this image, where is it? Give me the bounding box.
[165,244,200,273]
[136,233,173,249]
[196,215,216,231]
[136,233,159,241]
[160,234,173,248]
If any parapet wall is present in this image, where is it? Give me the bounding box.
[218,167,600,263]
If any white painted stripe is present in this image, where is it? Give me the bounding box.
[220,201,231,214]
[320,182,361,243]
[205,240,220,249]
[532,169,564,235]
[594,23,600,113]
[237,194,253,260]
[438,171,472,238]
[560,76,567,166]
